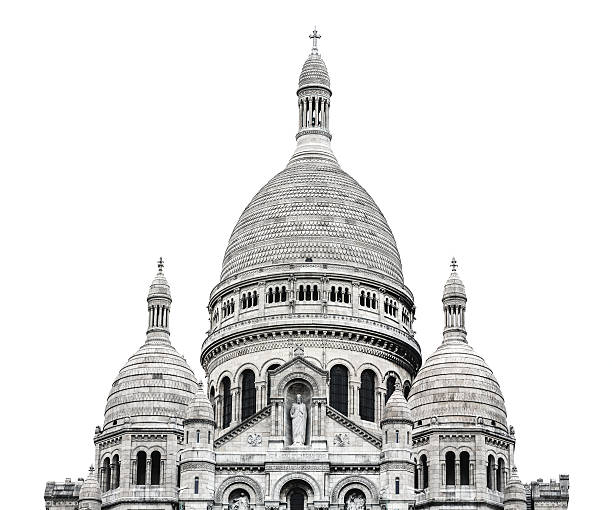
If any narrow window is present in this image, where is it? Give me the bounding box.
[253,291,258,306]
[330,286,336,302]
[150,450,161,485]
[372,293,377,308]
[487,455,495,489]
[275,287,280,302]
[222,377,232,429]
[267,364,281,403]
[247,292,252,308]
[196,429,200,443]
[268,287,273,303]
[359,291,365,306]
[186,431,189,444]
[306,284,311,300]
[102,457,111,492]
[344,288,350,303]
[395,430,399,443]
[313,285,319,300]
[359,370,375,422]
[281,286,287,301]
[497,458,505,491]
[241,369,256,420]
[460,451,470,485]
[421,455,429,489]
[384,299,389,313]
[385,430,388,443]
[445,451,456,485]
[366,292,371,307]
[194,476,199,494]
[136,451,146,485]
[385,376,396,403]
[208,430,211,443]
[395,477,400,495]
[329,365,349,415]
[298,285,304,301]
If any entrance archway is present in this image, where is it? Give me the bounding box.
[289,488,306,510]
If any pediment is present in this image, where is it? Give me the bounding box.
[269,355,328,399]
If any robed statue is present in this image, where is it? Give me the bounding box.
[230,493,249,510]
[346,493,366,510]
[290,393,307,445]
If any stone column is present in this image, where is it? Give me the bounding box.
[146,458,151,485]
[455,460,460,486]
[378,288,385,321]
[441,461,446,487]
[352,282,360,314]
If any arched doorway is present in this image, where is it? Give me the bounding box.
[289,488,306,510]
[279,479,315,510]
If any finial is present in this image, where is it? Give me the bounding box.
[197,380,204,389]
[89,465,95,474]
[157,257,164,273]
[309,27,321,53]
[450,257,458,272]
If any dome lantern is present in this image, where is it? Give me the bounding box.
[442,257,467,343]
[296,28,332,144]
[147,257,171,343]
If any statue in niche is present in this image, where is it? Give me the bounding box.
[346,493,366,510]
[230,493,249,510]
[290,393,307,445]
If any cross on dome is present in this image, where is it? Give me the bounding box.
[450,257,458,272]
[157,257,164,273]
[309,27,321,53]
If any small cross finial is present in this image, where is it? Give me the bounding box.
[89,465,95,474]
[309,27,321,53]
[158,257,164,273]
[450,257,458,272]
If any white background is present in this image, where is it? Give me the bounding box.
[1,1,609,508]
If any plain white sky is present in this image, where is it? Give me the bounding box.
[1,1,609,507]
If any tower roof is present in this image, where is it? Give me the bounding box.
[382,384,412,422]
[78,466,101,502]
[185,381,215,422]
[148,257,171,299]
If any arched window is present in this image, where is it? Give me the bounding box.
[420,454,429,489]
[268,287,273,303]
[359,291,365,306]
[194,476,199,494]
[372,293,377,308]
[298,285,304,300]
[487,455,495,489]
[112,454,120,489]
[186,431,189,444]
[445,451,456,485]
[395,477,400,495]
[403,383,410,400]
[497,458,505,491]
[196,429,200,443]
[460,451,470,485]
[385,376,396,403]
[241,294,246,309]
[384,299,389,313]
[102,457,111,492]
[150,450,161,485]
[313,285,319,300]
[253,291,258,306]
[305,285,312,300]
[366,292,371,307]
[247,292,252,307]
[210,386,216,421]
[344,288,350,303]
[136,451,146,485]
[274,287,280,302]
[241,369,256,420]
[329,364,348,415]
[267,364,280,403]
[221,377,232,429]
[359,370,376,422]
[230,299,235,313]
[330,286,336,302]
[281,286,287,301]
[208,430,211,443]
[395,430,399,443]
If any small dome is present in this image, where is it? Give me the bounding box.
[79,466,101,502]
[443,258,466,300]
[298,52,330,90]
[408,340,508,429]
[382,384,412,422]
[186,381,214,422]
[148,258,170,299]
[504,467,527,505]
[103,339,197,427]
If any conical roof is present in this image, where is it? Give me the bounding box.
[186,381,215,422]
[148,257,171,299]
[504,467,527,504]
[298,52,330,90]
[443,258,466,300]
[382,384,412,422]
[79,466,101,502]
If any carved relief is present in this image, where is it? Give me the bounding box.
[334,432,350,447]
[247,433,262,447]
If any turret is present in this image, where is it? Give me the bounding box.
[442,257,467,342]
[504,467,527,510]
[380,383,415,504]
[147,257,171,342]
[178,382,216,508]
[78,466,102,510]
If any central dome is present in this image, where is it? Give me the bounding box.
[221,156,404,282]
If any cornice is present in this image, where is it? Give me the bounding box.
[214,405,271,448]
[326,405,382,448]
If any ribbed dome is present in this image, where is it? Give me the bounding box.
[149,259,171,299]
[407,340,507,429]
[186,382,214,422]
[443,259,466,300]
[298,52,330,90]
[382,385,412,422]
[221,156,404,282]
[79,466,101,502]
[103,339,198,427]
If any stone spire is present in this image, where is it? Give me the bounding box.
[442,258,467,342]
[504,466,528,510]
[296,28,332,147]
[146,257,172,343]
[78,465,102,510]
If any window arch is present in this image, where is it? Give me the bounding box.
[111,454,120,489]
[385,376,397,403]
[241,369,256,420]
[329,364,349,415]
[487,455,495,489]
[194,476,199,494]
[359,369,376,422]
[136,451,146,485]
[267,364,281,403]
[150,450,161,485]
[102,457,111,492]
[445,451,456,485]
[497,458,505,491]
[196,429,200,443]
[460,451,470,485]
[420,454,429,489]
[395,477,400,494]
[221,376,232,429]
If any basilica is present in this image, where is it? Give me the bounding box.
[45,32,569,510]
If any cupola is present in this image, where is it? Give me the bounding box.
[78,466,102,510]
[443,257,467,342]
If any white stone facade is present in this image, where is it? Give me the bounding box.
[44,32,568,510]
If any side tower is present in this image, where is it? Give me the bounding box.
[407,260,518,509]
[94,260,198,509]
[201,31,422,510]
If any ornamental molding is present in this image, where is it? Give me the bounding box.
[330,475,380,503]
[380,461,412,471]
[216,465,265,473]
[215,475,265,504]
[131,434,167,442]
[439,434,475,442]
[330,465,379,473]
[485,436,510,449]
[266,463,328,472]
[181,461,215,472]
[272,472,322,500]
[412,435,430,447]
[98,436,122,449]
[326,406,382,448]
